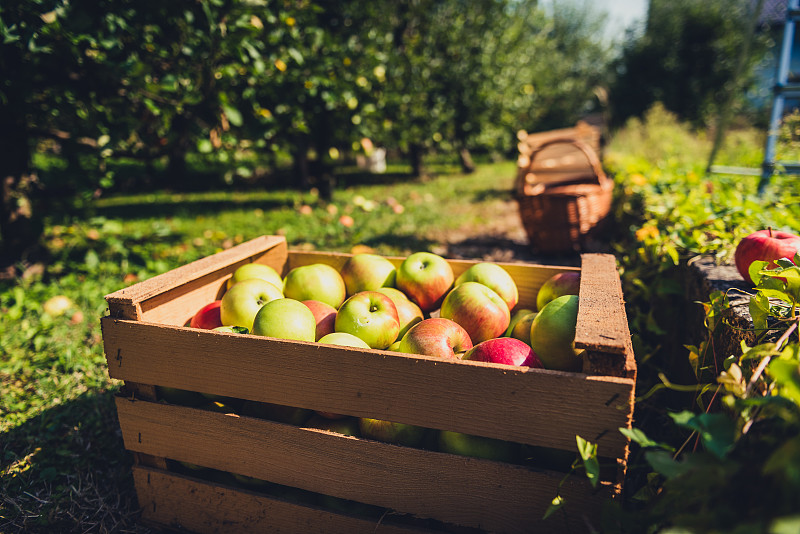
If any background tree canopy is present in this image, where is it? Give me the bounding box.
[0,0,771,266]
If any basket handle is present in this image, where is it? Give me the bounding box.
[523,137,609,188]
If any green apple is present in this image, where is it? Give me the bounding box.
[375,287,424,339]
[358,417,427,447]
[241,400,313,426]
[283,263,347,310]
[340,253,397,296]
[529,294,582,371]
[536,271,580,311]
[455,262,519,312]
[440,281,510,343]
[252,298,316,342]
[220,278,283,331]
[396,251,454,313]
[438,430,518,462]
[318,331,371,349]
[510,312,537,345]
[212,325,249,334]
[386,340,403,351]
[505,308,534,337]
[398,318,473,358]
[227,263,284,291]
[334,291,400,349]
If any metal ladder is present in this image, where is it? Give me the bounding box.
[760,0,800,192]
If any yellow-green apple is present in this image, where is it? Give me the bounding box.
[252,298,316,342]
[212,325,249,334]
[510,312,537,345]
[241,400,313,426]
[220,278,283,331]
[190,300,223,329]
[530,294,582,372]
[440,281,510,343]
[375,287,424,339]
[302,300,337,340]
[387,340,403,351]
[438,430,518,462]
[398,318,473,358]
[283,263,346,309]
[358,417,427,447]
[305,415,361,437]
[396,252,454,313]
[318,331,371,349]
[227,263,284,291]
[505,308,534,337]
[536,271,580,311]
[340,253,397,296]
[734,228,800,284]
[461,337,542,368]
[334,291,400,349]
[455,262,519,311]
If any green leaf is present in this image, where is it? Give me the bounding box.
[619,427,674,451]
[222,104,243,127]
[749,291,770,331]
[767,358,800,406]
[668,411,736,460]
[750,260,769,285]
[644,450,692,479]
[576,435,599,487]
[542,494,565,520]
[769,515,800,534]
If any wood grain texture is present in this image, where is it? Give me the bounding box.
[574,253,629,356]
[132,466,434,534]
[105,235,287,322]
[102,317,633,455]
[121,400,611,533]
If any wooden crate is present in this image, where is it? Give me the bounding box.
[101,235,636,534]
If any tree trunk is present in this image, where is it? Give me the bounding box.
[458,146,476,174]
[409,143,426,178]
[166,116,190,185]
[0,95,41,267]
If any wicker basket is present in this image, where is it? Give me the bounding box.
[514,137,613,253]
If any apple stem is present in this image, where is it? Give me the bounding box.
[768,227,773,238]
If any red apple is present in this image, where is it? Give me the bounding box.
[340,253,397,296]
[530,294,582,372]
[440,281,510,344]
[536,271,580,311]
[396,252,454,313]
[461,337,542,368]
[734,228,800,285]
[334,291,400,349]
[398,318,473,358]
[455,262,519,312]
[302,300,337,341]
[190,300,223,329]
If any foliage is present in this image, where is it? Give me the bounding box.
[601,105,800,532]
[609,0,772,128]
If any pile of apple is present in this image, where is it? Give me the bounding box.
[184,251,582,460]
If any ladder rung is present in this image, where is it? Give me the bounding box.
[789,9,800,21]
[765,161,800,174]
[709,165,761,176]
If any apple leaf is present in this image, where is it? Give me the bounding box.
[644,450,692,479]
[749,260,769,285]
[768,358,800,407]
[619,426,675,451]
[575,435,599,488]
[749,292,770,332]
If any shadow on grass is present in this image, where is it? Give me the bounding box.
[0,388,152,534]
[91,197,291,222]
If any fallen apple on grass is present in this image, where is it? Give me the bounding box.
[398,318,473,359]
[220,278,283,331]
[734,228,800,285]
[396,251,454,313]
[440,281,510,343]
[252,298,317,342]
[334,291,400,350]
[340,253,397,296]
[455,262,519,312]
[530,294,582,372]
[536,271,580,311]
[283,263,347,309]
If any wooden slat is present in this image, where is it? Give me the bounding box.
[106,235,288,322]
[121,400,611,533]
[103,318,634,455]
[132,466,435,534]
[286,250,577,313]
[574,254,629,356]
